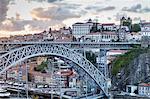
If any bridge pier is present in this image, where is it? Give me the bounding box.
[97,49,108,77]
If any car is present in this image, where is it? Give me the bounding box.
[44,84,49,88]
[8,82,13,85]
[18,83,24,87]
[37,85,44,88]
[0,81,5,84]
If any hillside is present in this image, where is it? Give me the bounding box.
[111,48,150,90]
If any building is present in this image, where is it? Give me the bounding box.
[140,22,150,36]
[97,23,102,30]
[120,17,132,27]
[138,83,150,97]
[118,28,126,41]
[126,85,137,94]
[126,32,142,41]
[120,26,130,32]
[102,23,115,31]
[101,32,118,42]
[107,50,128,56]
[84,32,118,42]
[60,27,72,35]
[33,72,52,84]
[72,19,93,38]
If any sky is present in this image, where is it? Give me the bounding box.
[0,0,150,37]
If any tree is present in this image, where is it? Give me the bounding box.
[85,51,97,65]
[131,24,141,32]
[35,61,48,72]
[90,23,98,32]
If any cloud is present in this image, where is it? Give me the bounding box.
[0,18,65,32]
[85,5,115,12]
[0,0,10,23]
[59,3,81,9]
[122,4,150,13]
[0,1,81,32]
[47,0,63,3]
[114,12,127,21]
[26,0,63,3]
[97,6,115,12]
[143,7,150,12]
[30,6,81,21]
[85,6,99,10]
[133,17,141,21]
[107,17,112,20]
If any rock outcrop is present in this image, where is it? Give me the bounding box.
[112,50,150,90]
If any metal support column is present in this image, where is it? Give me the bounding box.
[26,60,29,99]
[97,49,108,77]
[17,63,22,98]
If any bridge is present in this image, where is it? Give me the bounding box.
[0,41,142,54]
[0,41,149,98]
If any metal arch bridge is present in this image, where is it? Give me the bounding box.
[0,44,109,97]
[0,41,142,52]
[0,41,141,49]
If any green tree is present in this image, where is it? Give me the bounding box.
[112,48,149,75]
[85,51,97,65]
[131,24,141,32]
[90,23,98,33]
[35,61,48,72]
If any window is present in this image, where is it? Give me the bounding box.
[128,87,131,93]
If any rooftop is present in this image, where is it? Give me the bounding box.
[141,22,150,25]
[139,83,150,87]
[102,23,115,26]
[86,32,117,35]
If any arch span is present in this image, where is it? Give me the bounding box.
[0,44,108,96]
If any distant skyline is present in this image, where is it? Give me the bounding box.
[0,0,150,37]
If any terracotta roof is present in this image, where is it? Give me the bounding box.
[87,32,101,35]
[102,23,115,26]
[109,50,128,53]
[139,83,150,87]
[101,32,117,35]
[141,22,150,25]
[87,32,117,35]
[32,71,51,77]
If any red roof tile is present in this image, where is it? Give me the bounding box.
[102,23,115,26]
[139,83,150,87]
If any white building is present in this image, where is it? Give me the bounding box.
[126,85,137,94]
[60,27,71,34]
[72,20,93,38]
[85,32,118,42]
[102,23,115,31]
[138,83,150,97]
[97,23,102,30]
[120,26,130,32]
[126,32,142,41]
[140,22,150,36]
[118,28,126,41]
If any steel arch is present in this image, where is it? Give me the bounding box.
[0,44,108,96]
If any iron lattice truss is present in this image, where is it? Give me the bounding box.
[0,44,108,96]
